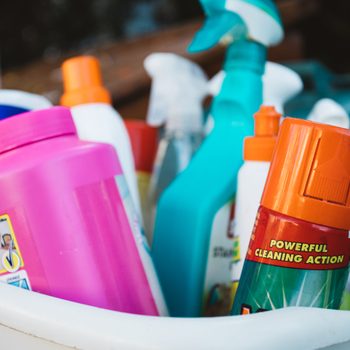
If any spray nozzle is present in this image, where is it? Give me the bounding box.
[189,11,247,53]
[308,99,350,129]
[189,0,284,53]
[144,53,208,132]
[263,62,303,114]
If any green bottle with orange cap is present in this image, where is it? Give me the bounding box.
[232,118,350,314]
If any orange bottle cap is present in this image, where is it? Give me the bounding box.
[261,118,350,230]
[60,56,111,107]
[244,106,282,162]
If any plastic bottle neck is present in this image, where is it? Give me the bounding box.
[224,40,266,74]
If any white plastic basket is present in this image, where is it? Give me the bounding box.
[0,283,349,350]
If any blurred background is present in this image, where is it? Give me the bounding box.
[2,0,350,117]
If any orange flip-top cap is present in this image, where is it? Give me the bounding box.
[244,106,281,162]
[60,56,111,107]
[261,118,350,230]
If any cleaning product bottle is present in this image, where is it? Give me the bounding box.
[208,61,303,115]
[61,59,167,315]
[60,56,141,218]
[0,90,52,119]
[152,0,283,317]
[125,120,158,244]
[232,118,350,315]
[144,53,208,242]
[230,105,281,300]
[308,98,350,129]
[0,107,166,316]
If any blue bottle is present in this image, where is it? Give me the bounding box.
[152,0,284,317]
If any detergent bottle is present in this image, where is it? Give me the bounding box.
[0,107,167,316]
[60,56,141,218]
[61,57,167,315]
[125,120,158,244]
[152,0,284,317]
[308,98,350,129]
[232,118,350,315]
[230,105,281,300]
[144,53,208,242]
[0,90,52,119]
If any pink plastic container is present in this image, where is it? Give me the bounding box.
[0,107,160,316]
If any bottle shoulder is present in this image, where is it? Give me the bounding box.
[0,135,116,170]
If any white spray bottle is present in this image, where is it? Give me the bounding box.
[60,56,141,218]
[308,98,349,128]
[144,53,208,243]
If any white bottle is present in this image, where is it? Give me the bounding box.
[144,53,208,243]
[60,56,168,315]
[0,89,52,111]
[60,56,141,219]
[231,106,282,296]
[308,98,349,128]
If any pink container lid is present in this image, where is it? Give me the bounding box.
[0,107,76,155]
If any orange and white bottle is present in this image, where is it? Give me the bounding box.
[60,56,141,217]
[231,106,281,298]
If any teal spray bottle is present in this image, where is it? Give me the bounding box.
[144,53,208,244]
[152,0,284,317]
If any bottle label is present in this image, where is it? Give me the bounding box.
[202,202,235,316]
[232,207,350,315]
[116,175,168,316]
[0,214,31,290]
[247,213,349,271]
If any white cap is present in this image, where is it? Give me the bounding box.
[308,99,350,129]
[144,53,208,132]
[225,0,284,46]
[263,62,303,114]
[0,90,52,110]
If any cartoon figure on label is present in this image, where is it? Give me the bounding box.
[0,220,22,273]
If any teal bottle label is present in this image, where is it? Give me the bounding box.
[232,207,350,315]
[203,202,235,316]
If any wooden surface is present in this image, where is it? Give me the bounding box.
[2,0,319,119]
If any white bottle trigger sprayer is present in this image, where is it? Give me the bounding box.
[308,98,350,129]
[144,53,208,244]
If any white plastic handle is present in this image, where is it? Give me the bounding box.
[0,283,349,350]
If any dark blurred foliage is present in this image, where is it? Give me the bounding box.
[1,0,201,70]
[297,0,350,73]
[1,0,350,72]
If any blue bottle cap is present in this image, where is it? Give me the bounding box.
[0,105,29,120]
